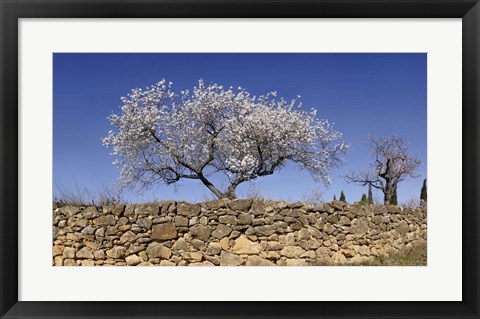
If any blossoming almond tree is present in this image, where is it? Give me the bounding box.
[104,79,350,200]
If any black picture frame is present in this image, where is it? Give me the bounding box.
[1,0,479,318]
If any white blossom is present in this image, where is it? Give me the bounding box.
[104,79,349,199]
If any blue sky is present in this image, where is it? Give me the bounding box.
[53,53,426,204]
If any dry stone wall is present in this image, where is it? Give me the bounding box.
[52,199,427,266]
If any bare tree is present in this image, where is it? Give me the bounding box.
[346,134,421,205]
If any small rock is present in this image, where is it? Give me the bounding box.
[212,224,232,239]
[125,254,142,266]
[151,223,177,240]
[220,251,244,266]
[76,247,94,259]
[246,255,275,266]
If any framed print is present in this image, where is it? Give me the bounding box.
[1,0,479,318]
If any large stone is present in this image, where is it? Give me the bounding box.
[323,223,336,234]
[386,205,401,214]
[190,225,212,241]
[246,256,275,266]
[219,215,237,225]
[212,224,232,239]
[174,216,189,227]
[146,242,171,259]
[63,247,76,259]
[93,215,116,226]
[136,218,152,230]
[338,216,351,226]
[280,246,305,258]
[358,245,370,256]
[237,213,252,225]
[53,245,64,257]
[332,251,347,264]
[106,246,126,259]
[331,200,346,210]
[227,198,253,211]
[94,250,105,260]
[285,259,308,266]
[135,203,160,216]
[112,204,125,216]
[254,225,276,236]
[76,247,94,259]
[233,236,260,254]
[151,223,177,240]
[298,228,311,240]
[125,254,142,266]
[220,251,244,266]
[396,221,409,236]
[352,217,369,235]
[204,199,229,210]
[177,204,201,217]
[119,230,136,244]
[182,251,203,262]
[58,206,80,217]
[171,238,189,252]
[205,242,223,255]
[83,206,99,219]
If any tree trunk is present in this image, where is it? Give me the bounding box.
[198,173,223,199]
[224,184,238,200]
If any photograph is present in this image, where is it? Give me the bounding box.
[52,53,427,267]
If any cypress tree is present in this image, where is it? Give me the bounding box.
[420,179,427,202]
[339,190,346,202]
[333,194,337,201]
[360,193,367,205]
[367,184,373,205]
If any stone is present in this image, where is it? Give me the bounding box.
[54,256,63,266]
[106,246,126,259]
[83,206,99,219]
[338,216,351,226]
[119,230,136,244]
[332,251,347,264]
[204,199,229,210]
[159,260,176,266]
[171,238,189,252]
[112,204,125,216]
[254,225,276,236]
[146,242,171,259]
[396,221,409,236]
[220,237,230,250]
[266,241,283,250]
[125,254,142,266]
[358,245,370,256]
[151,223,177,240]
[174,216,189,227]
[372,215,383,225]
[219,215,237,225]
[136,218,152,230]
[246,255,275,266]
[237,213,252,225]
[227,198,253,211]
[323,223,335,234]
[353,217,369,235]
[307,226,322,239]
[135,203,160,216]
[53,245,64,257]
[212,224,232,239]
[205,242,223,255]
[298,228,311,240]
[315,247,331,258]
[386,205,401,214]
[190,225,212,241]
[94,250,105,260]
[63,259,77,266]
[81,260,95,266]
[285,259,308,266]
[125,245,145,256]
[93,215,116,226]
[220,251,244,266]
[177,204,201,217]
[81,225,95,235]
[58,206,80,217]
[95,228,105,237]
[233,236,260,254]
[182,251,203,262]
[76,247,94,259]
[280,246,305,258]
[63,247,76,258]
